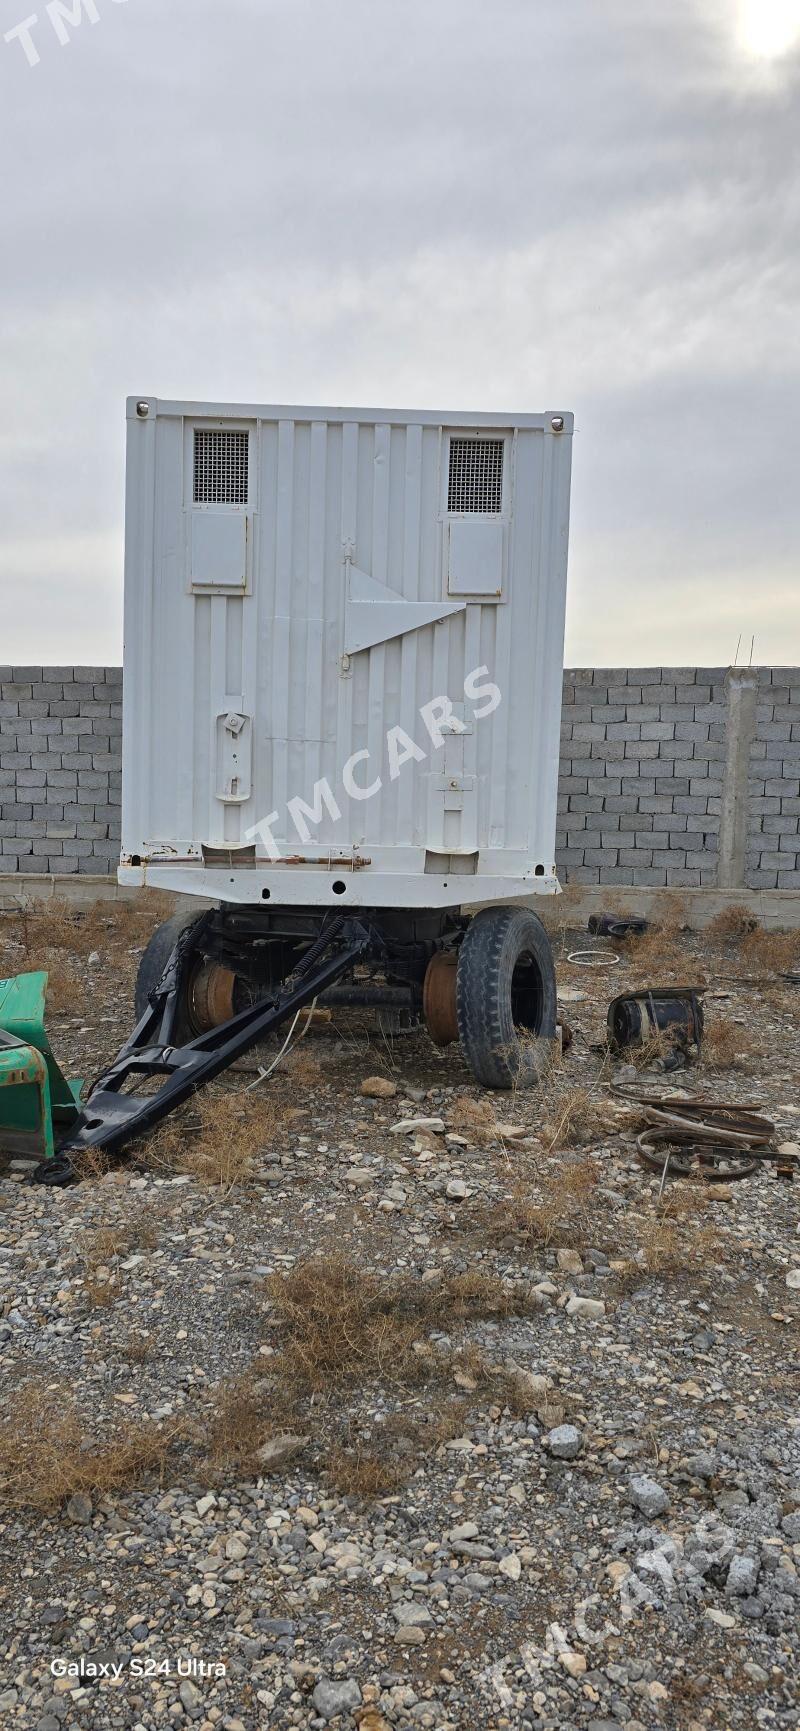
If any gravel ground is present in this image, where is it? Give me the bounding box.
[0,902,799,1731]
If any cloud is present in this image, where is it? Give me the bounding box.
[1,0,798,664]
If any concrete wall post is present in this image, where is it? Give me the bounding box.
[717,667,759,889]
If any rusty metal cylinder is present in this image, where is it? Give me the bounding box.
[423,950,459,1047]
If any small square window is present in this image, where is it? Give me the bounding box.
[447,437,504,513]
[193,430,249,505]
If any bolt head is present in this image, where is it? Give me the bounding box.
[136,401,150,419]
[550,416,565,432]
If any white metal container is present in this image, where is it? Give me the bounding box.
[120,398,573,909]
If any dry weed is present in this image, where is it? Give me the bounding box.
[266,1256,536,1395]
[118,1332,154,1363]
[202,1373,282,1476]
[448,1095,498,1145]
[325,1446,405,1498]
[615,1193,721,1286]
[616,895,693,977]
[143,1088,283,1189]
[1,894,177,1014]
[541,1086,612,1150]
[485,1155,602,1251]
[701,1017,755,1071]
[706,904,760,940]
[0,1382,184,1509]
[78,1217,160,1271]
[82,1275,121,1309]
[740,927,800,976]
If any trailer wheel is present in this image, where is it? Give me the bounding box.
[134,909,208,1040]
[456,906,557,1090]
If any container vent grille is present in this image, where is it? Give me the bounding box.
[447,437,504,513]
[193,430,249,505]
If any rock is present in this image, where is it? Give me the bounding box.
[777,1141,800,1158]
[392,1601,433,1626]
[394,1625,426,1645]
[683,1450,716,1482]
[256,1434,309,1471]
[558,1651,587,1678]
[557,1249,583,1274]
[705,1607,736,1629]
[565,1295,606,1320]
[447,1520,479,1542]
[65,1492,93,1525]
[180,1677,204,1713]
[546,1424,583,1460]
[360,1077,398,1098]
[225,1533,249,1561]
[446,1179,468,1201]
[498,1552,522,1581]
[390,1117,445,1135]
[629,1474,670,1518]
[513,1369,553,1402]
[356,1712,392,1731]
[346,1169,373,1188]
[726,1554,760,1597]
[785,1268,800,1291]
[312,1678,362,1721]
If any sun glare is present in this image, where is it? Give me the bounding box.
[739,0,800,59]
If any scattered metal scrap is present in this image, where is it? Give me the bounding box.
[608,987,704,1069]
[567,949,621,968]
[613,1087,796,1186]
[588,913,649,940]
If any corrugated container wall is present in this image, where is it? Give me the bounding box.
[121,400,573,909]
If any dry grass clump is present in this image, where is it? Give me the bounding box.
[633,1213,721,1278]
[448,1095,499,1144]
[0,894,177,1014]
[0,1382,184,1510]
[143,1087,283,1189]
[701,1017,755,1072]
[614,1189,721,1286]
[739,926,800,976]
[487,1155,602,1251]
[77,1216,161,1280]
[326,1400,472,1498]
[202,1373,279,1476]
[616,896,693,978]
[83,1275,122,1310]
[265,1255,536,1396]
[118,1332,154,1363]
[325,1445,405,1498]
[706,904,760,940]
[705,907,799,975]
[541,1086,613,1150]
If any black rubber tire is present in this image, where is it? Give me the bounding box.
[456,905,557,1090]
[134,909,207,1039]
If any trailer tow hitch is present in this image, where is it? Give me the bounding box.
[33,914,371,1186]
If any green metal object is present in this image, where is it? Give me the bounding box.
[0,973,83,1163]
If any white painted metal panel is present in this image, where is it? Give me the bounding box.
[121,399,573,909]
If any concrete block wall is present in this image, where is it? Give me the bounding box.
[558,668,727,887]
[0,666,122,875]
[747,668,800,890]
[1,665,799,888]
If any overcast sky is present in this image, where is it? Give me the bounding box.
[1,0,798,667]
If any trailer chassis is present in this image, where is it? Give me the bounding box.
[34,912,372,1186]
